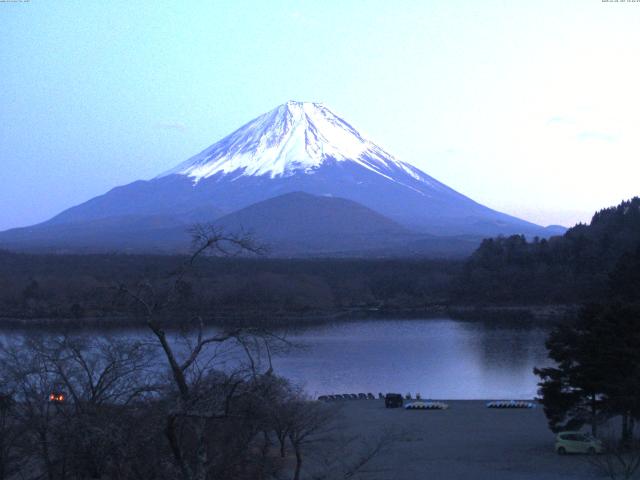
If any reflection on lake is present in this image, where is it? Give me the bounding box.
[271,319,550,400]
[0,318,551,400]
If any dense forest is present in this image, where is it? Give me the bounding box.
[1,197,639,324]
[0,253,460,324]
[453,197,640,305]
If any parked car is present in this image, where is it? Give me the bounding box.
[384,393,403,408]
[555,431,603,455]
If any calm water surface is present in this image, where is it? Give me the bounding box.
[0,318,551,400]
[273,319,550,399]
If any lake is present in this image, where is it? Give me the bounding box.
[0,318,551,400]
[272,319,551,400]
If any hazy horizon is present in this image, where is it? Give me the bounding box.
[2,1,639,231]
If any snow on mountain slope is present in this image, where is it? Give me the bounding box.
[43,101,549,235]
[0,100,564,255]
[160,101,437,190]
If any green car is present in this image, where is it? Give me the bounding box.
[555,431,603,455]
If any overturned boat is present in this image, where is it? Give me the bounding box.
[486,400,535,409]
[405,401,449,410]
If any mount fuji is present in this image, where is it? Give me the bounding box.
[0,101,563,255]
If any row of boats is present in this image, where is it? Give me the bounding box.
[318,394,536,410]
[405,401,449,410]
[405,400,536,410]
[486,400,536,409]
[318,393,380,401]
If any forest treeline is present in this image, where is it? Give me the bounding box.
[454,197,640,304]
[529,202,640,465]
[1,197,639,323]
[0,253,459,323]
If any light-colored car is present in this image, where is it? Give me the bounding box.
[555,431,603,455]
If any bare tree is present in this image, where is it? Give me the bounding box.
[285,400,336,480]
[0,334,161,480]
[0,391,23,480]
[117,225,289,480]
[0,225,386,480]
[589,435,640,480]
[29,335,156,409]
[1,337,68,480]
[310,429,401,480]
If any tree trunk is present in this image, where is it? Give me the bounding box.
[591,394,597,437]
[261,430,271,457]
[0,434,5,480]
[149,324,190,401]
[165,415,193,480]
[622,412,631,445]
[279,436,286,458]
[193,419,208,480]
[292,445,302,480]
[39,428,55,480]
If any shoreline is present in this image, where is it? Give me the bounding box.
[0,303,577,330]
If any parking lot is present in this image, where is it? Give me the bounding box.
[333,400,602,480]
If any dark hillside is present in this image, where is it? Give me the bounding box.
[454,197,640,304]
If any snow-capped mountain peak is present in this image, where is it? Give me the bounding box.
[161,101,414,181]
[0,101,553,254]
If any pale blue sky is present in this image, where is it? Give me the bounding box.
[1,0,639,230]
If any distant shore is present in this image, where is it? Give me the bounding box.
[0,303,577,330]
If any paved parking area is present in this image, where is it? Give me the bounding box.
[333,400,601,479]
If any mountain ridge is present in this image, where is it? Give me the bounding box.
[0,101,565,255]
[160,101,413,182]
